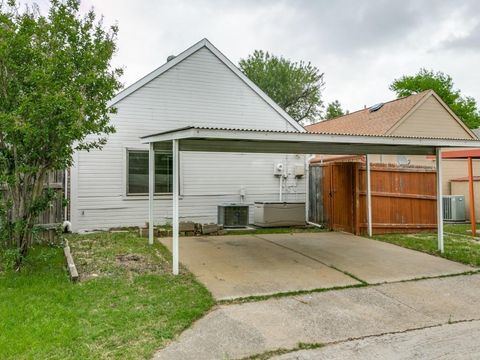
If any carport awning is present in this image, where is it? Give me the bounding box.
[140,126,480,155]
[140,125,480,275]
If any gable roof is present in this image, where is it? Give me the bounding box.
[305,90,476,139]
[108,38,305,132]
[306,91,430,135]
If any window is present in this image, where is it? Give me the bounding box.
[127,150,173,195]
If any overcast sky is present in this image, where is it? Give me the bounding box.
[33,0,480,113]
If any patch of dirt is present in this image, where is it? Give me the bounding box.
[115,253,160,273]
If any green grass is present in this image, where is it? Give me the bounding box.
[373,224,480,267]
[0,232,214,360]
[223,226,326,236]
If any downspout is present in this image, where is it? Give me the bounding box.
[279,175,283,202]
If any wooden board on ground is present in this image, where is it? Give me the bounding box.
[64,240,79,282]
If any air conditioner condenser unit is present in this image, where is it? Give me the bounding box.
[442,195,466,222]
[218,204,249,228]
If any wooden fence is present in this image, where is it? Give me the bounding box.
[309,162,437,235]
[1,170,65,226]
[37,170,66,226]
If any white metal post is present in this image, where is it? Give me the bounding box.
[305,155,309,224]
[148,142,154,245]
[366,154,373,237]
[172,139,180,275]
[436,148,444,253]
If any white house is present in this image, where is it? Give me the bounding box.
[70,39,307,232]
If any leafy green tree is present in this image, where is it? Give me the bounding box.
[0,0,122,269]
[390,69,480,129]
[239,50,324,124]
[325,100,346,120]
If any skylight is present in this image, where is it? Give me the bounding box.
[369,103,384,112]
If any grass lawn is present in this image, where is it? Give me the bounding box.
[223,226,326,236]
[0,232,214,360]
[373,223,480,267]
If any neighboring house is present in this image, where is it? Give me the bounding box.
[306,90,479,196]
[70,39,306,232]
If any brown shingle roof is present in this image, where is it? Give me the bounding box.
[305,91,431,135]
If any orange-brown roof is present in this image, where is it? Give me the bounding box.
[305,91,430,135]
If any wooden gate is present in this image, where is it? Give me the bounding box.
[308,166,324,224]
[323,163,355,233]
[310,162,437,235]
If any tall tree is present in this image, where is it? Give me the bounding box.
[325,100,346,120]
[390,68,480,129]
[0,0,122,269]
[239,50,324,124]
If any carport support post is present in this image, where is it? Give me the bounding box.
[172,139,179,275]
[366,154,373,237]
[436,148,444,253]
[468,157,476,237]
[148,142,154,245]
[305,155,309,224]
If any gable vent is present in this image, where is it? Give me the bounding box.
[369,103,384,112]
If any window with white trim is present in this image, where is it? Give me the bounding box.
[126,150,173,195]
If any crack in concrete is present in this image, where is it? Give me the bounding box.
[238,318,480,360]
[371,286,438,321]
[219,271,480,305]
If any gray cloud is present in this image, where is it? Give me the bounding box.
[23,0,480,112]
[439,21,480,50]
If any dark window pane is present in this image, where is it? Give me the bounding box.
[127,150,173,194]
[155,152,173,193]
[128,151,148,194]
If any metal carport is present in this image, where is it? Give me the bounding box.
[141,126,480,275]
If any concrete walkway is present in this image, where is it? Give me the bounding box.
[273,320,480,359]
[153,273,480,360]
[160,232,472,299]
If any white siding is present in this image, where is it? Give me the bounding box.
[71,47,304,231]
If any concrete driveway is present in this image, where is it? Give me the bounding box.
[154,273,480,360]
[273,320,480,360]
[160,231,471,300]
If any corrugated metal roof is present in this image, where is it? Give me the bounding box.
[141,125,480,141]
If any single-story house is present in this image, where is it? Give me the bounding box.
[69,39,307,232]
[69,37,480,252]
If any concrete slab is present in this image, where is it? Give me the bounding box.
[153,274,480,360]
[273,320,480,360]
[375,273,480,322]
[160,235,359,300]
[260,232,473,283]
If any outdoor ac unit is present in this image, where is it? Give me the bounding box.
[217,204,249,228]
[442,195,466,222]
